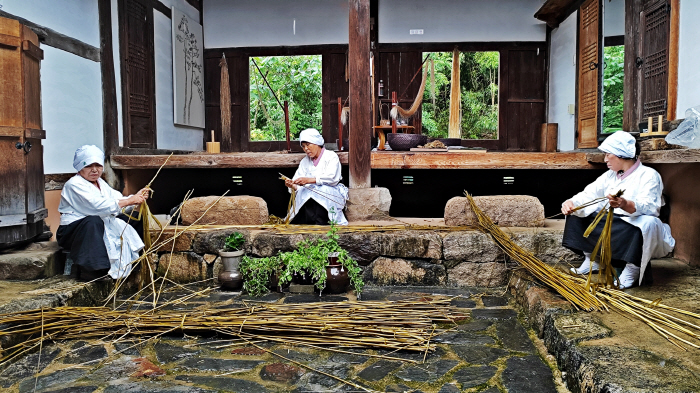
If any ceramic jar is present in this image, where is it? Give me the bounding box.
[325,252,349,294]
[218,249,244,290]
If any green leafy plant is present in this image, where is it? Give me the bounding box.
[241,222,364,297]
[223,232,245,252]
[239,255,282,297]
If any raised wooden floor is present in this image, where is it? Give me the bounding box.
[587,148,700,164]
[110,151,604,170]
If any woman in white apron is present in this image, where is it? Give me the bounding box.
[284,128,349,225]
[57,145,150,281]
[561,131,675,289]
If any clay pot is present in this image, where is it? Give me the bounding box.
[291,271,314,285]
[218,249,244,290]
[325,264,350,294]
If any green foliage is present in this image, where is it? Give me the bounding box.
[250,56,322,141]
[223,232,245,252]
[239,255,281,297]
[239,223,364,297]
[421,51,499,139]
[603,46,624,133]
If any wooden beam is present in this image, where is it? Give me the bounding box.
[588,149,700,164]
[623,0,642,131]
[99,0,119,157]
[110,151,602,170]
[534,0,585,28]
[0,10,100,62]
[667,0,680,121]
[348,0,372,188]
[111,153,350,169]
[373,152,602,169]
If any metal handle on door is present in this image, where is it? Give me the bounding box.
[589,62,599,70]
[15,141,32,154]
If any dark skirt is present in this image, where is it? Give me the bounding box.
[562,214,644,268]
[56,214,144,273]
[291,198,329,225]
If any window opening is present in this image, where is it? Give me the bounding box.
[249,55,322,141]
[421,51,499,140]
[602,45,624,134]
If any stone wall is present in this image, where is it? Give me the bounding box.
[153,226,581,287]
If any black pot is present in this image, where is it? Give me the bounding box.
[325,265,350,294]
[291,271,314,285]
[386,133,428,151]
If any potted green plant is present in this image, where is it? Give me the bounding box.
[239,255,283,297]
[218,232,245,290]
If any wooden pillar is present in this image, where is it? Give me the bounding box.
[348,0,371,189]
[622,0,642,132]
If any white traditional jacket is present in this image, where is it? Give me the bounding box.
[59,175,144,279]
[290,149,349,225]
[569,163,675,284]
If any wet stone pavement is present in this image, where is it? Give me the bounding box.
[0,287,563,393]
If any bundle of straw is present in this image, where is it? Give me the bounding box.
[465,192,700,349]
[448,48,461,138]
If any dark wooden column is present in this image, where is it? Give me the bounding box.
[348,0,371,188]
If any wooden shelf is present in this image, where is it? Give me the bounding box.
[111,151,602,170]
[587,149,700,164]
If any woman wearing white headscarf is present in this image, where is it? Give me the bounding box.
[561,131,675,289]
[57,145,150,281]
[284,128,349,225]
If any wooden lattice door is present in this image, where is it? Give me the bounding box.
[638,0,670,123]
[577,0,600,149]
[119,0,156,149]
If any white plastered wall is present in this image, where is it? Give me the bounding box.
[604,0,625,38]
[0,0,102,174]
[379,0,546,43]
[676,0,700,117]
[548,12,578,152]
[111,0,203,151]
[202,0,349,48]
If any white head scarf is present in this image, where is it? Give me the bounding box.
[299,128,324,147]
[73,145,105,172]
[599,131,636,159]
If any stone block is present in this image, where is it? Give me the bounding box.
[192,229,251,254]
[157,252,206,282]
[363,257,446,286]
[181,195,268,225]
[443,231,504,264]
[0,241,62,280]
[154,230,196,253]
[447,262,509,287]
[250,232,308,257]
[345,187,392,221]
[337,232,381,266]
[377,231,443,259]
[444,195,545,227]
[511,230,581,265]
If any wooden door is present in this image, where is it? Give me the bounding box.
[638,0,670,124]
[376,50,423,133]
[120,0,156,149]
[577,0,601,148]
[0,18,47,246]
[322,51,349,145]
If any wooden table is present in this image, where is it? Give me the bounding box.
[373,125,415,150]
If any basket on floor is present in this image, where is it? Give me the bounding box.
[386,133,427,151]
[428,137,462,146]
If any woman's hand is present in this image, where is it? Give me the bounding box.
[607,194,636,213]
[561,200,575,215]
[137,188,151,200]
[284,178,297,190]
[118,194,145,208]
[292,177,316,186]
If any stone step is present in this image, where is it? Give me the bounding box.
[0,241,64,280]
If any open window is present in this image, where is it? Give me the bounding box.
[421,51,499,140]
[249,55,322,141]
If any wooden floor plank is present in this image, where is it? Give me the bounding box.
[587,149,700,164]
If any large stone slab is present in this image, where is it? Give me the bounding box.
[192,229,252,255]
[376,231,443,260]
[445,195,545,227]
[442,232,504,264]
[447,262,509,287]
[181,196,268,226]
[157,252,207,282]
[363,257,446,286]
[345,187,392,221]
[502,356,557,393]
[337,232,381,266]
[0,241,62,280]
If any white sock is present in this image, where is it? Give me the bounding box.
[618,263,640,289]
[571,252,599,275]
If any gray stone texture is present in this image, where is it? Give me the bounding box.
[448,262,509,287]
[337,232,381,266]
[175,358,263,372]
[502,356,557,393]
[357,360,402,381]
[181,195,268,226]
[452,365,497,389]
[345,187,392,221]
[444,195,545,227]
[18,369,89,393]
[174,375,268,392]
[0,241,62,280]
[496,319,536,353]
[471,308,517,320]
[363,257,446,286]
[394,359,459,383]
[157,252,207,283]
[452,345,509,365]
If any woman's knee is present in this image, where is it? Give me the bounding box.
[81,216,105,231]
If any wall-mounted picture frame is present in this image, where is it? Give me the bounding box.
[172,6,205,128]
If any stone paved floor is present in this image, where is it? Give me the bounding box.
[0,286,566,393]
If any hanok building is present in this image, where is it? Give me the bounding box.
[0,0,698,267]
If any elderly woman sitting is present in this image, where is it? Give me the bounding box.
[284,128,349,225]
[561,131,675,289]
[57,145,150,281]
